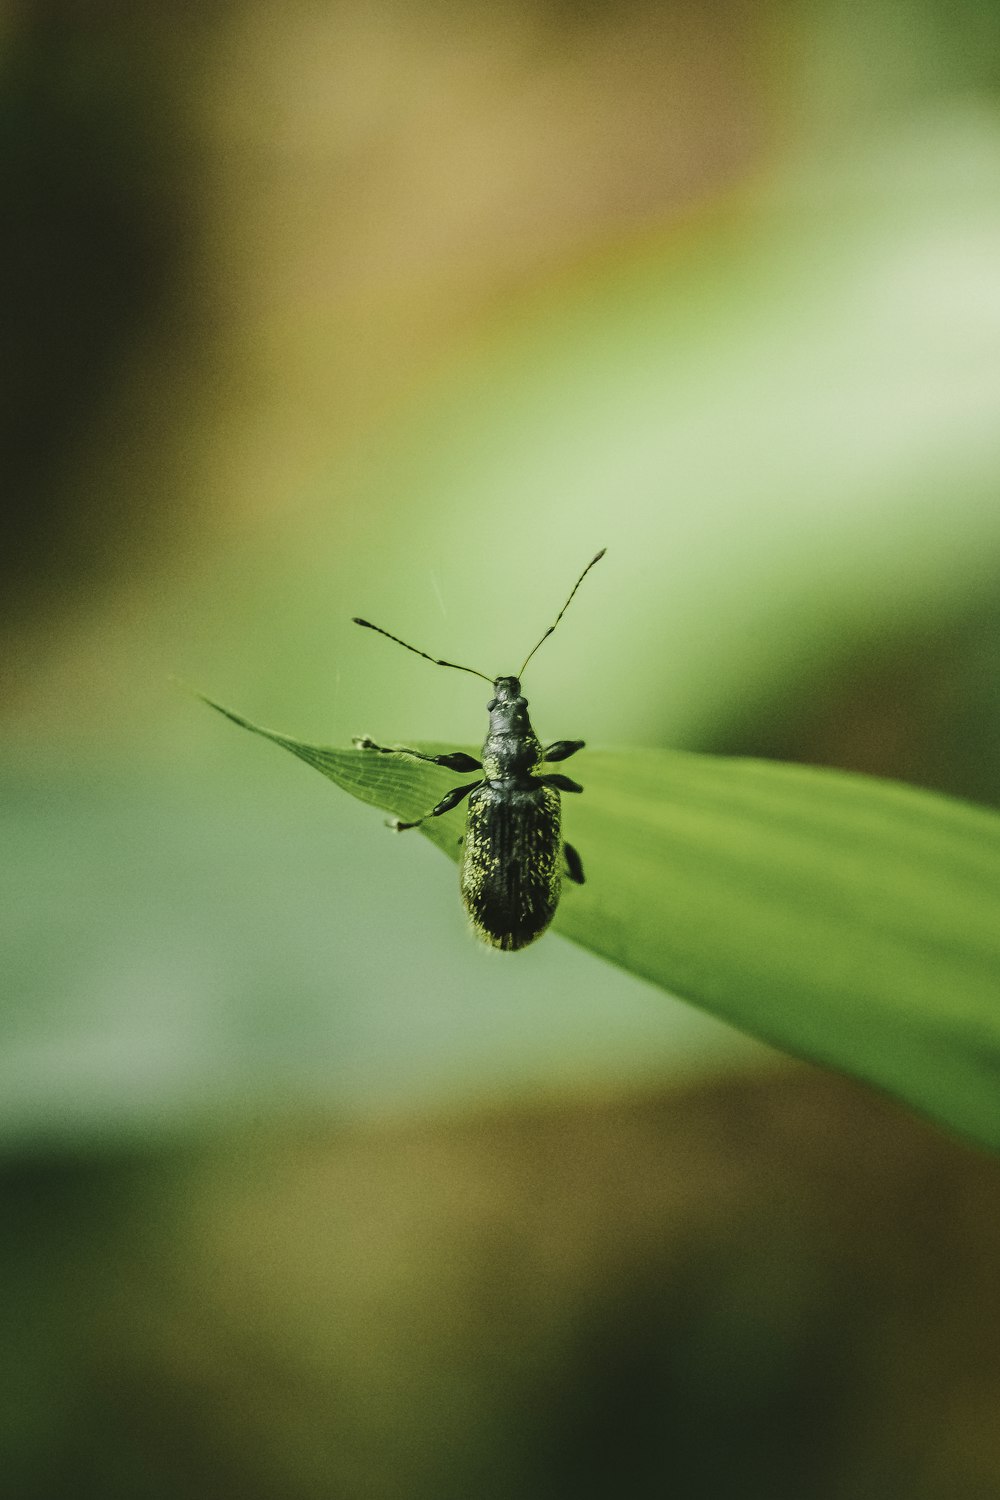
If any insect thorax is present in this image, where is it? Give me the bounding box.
[482,676,543,780]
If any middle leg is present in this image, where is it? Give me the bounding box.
[541,773,583,793]
[388,779,481,831]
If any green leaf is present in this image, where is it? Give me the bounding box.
[203,696,1000,1154]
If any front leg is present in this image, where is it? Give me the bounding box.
[354,735,481,773]
[388,779,481,831]
[543,739,584,763]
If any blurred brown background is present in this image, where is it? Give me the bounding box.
[4,2,1000,1495]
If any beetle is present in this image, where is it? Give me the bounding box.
[352,548,605,951]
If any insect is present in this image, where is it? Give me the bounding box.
[352,548,605,951]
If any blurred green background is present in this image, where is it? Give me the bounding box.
[4,1,1000,1495]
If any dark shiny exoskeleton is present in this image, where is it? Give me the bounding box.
[355,677,584,949]
[353,550,603,950]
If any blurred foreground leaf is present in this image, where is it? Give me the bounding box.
[206,697,1000,1153]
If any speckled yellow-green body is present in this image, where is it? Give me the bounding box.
[355,672,587,950]
[453,675,571,950]
[461,779,562,951]
[353,549,603,949]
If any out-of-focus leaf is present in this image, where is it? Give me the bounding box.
[205,697,1000,1153]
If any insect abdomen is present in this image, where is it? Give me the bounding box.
[460,782,561,951]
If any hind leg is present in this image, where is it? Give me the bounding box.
[563,842,584,884]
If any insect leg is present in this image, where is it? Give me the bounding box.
[388,780,481,831]
[540,773,583,793]
[563,842,585,884]
[543,739,584,763]
[354,735,481,772]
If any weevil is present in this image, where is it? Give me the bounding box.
[352,548,605,951]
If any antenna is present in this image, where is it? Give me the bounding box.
[352,617,493,683]
[518,548,606,677]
